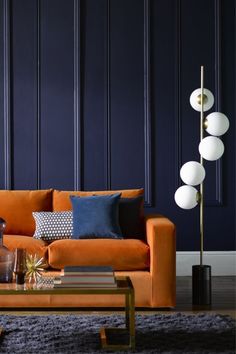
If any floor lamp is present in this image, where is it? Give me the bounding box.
[174,66,230,305]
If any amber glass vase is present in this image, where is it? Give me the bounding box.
[0,218,14,283]
[13,248,27,284]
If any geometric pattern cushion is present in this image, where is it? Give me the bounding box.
[33,211,73,242]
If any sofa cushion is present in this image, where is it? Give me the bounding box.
[0,189,52,236]
[3,235,48,262]
[53,189,145,239]
[33,211,73,241]
[70,194,123,239]
[119,196,144,239]
[48,239,149,270]
[53,188,144,211]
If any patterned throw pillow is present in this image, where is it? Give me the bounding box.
[33,211,73,242]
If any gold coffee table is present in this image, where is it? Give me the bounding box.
[0,276,135,350]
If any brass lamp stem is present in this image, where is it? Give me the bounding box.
[200,66,204,266]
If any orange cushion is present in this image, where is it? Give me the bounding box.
[53,189,144,211]
[48,238,149,270]
[3,235,48,262]
[0,189,52,236]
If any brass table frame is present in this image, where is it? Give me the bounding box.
[0,276,135,350]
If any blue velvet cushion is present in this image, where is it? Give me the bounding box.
[70,193,123,239]
[119,196,145,239]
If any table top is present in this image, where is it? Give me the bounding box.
[0,276,134,295]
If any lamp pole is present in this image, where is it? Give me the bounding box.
[200,65,204,266]
[192,65,212,306]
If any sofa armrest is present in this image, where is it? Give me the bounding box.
[145,214,176,307]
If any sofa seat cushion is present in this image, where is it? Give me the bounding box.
[0,189,52,235]
[48,239,149,270]
[3,235,48,261]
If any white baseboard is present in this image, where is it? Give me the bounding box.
[176,251,236,276]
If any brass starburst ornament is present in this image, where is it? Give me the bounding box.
[26,254,47,282]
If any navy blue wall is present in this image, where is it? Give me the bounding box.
[0,0,235,251]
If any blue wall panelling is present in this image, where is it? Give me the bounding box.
[0,0,235,251]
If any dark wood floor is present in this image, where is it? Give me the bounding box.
[174,276,236,317]
[0,276,235,318]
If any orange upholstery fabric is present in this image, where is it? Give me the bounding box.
[0,189,176,308]
[3,235,48,261]
[48,238,149,270]
[146,214,176,307]
[0,189,52,236]
[53,188,144,211]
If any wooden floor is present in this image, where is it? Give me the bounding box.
[174,276,236,318]
[0,276,235,318]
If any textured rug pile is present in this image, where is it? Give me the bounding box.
[0,313,235,353]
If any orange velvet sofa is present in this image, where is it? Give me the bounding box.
[0,189,176,308]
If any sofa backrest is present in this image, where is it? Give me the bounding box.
[53,188,145,240]
[53,188,144,211]
[0,189,52,236]
[0,188,144,237]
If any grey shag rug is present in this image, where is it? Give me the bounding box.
[0,313,235,354]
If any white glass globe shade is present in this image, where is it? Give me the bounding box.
[180,161,205,186]
[204,112,230,136]
[174,185,198,210]
[199,136,224,161]
[190,88,214,112]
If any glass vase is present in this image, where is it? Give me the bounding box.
[13,248,27,284]
[0,218,14,283]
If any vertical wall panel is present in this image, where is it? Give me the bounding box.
[11,0,38,189]
[210,0,235,250]
[82,0,107,191]
[151,0,176,211]
[40,0,74,189]
[180,0,219,206]
[172,0,235,251]
[110,0,145,191]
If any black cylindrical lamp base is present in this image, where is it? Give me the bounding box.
[192,265,211,306]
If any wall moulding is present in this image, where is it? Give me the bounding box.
[143,0,152,207]
[73,0,82,191]
[3,0,11,189]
